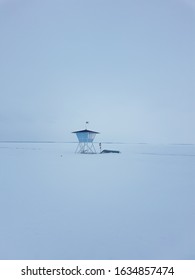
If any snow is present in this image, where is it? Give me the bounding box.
[0,142,194,259]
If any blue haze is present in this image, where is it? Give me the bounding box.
[0,0,195,260]
[0,0,194,143]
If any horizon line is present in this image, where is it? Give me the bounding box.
[0,140,194,146]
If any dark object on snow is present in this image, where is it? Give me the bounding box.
[101,149,120,154]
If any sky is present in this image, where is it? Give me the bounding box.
[0,0,194,143]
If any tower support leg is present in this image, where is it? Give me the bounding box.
[75,142,97,154]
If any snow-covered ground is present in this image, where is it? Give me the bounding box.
[0,142,194,260]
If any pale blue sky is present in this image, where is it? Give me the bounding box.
[0,0,194,143]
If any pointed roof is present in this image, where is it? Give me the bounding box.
[72,129,100,134]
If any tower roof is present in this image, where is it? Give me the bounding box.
[72,129,100,134]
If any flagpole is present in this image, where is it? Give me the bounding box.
[85,121,89,129]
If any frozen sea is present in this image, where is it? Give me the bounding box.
[0,142,194,260]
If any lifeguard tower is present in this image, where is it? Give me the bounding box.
[72,124,99,154]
